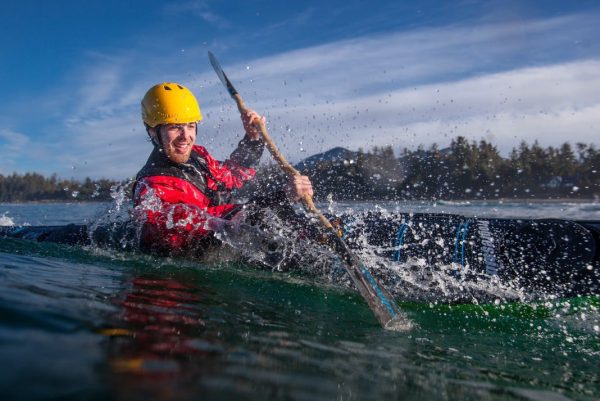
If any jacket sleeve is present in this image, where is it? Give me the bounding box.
[228,136,265,168]
[133,177,240,255]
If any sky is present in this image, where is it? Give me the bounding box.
[1,0,599,179]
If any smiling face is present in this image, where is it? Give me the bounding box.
[154,122,197,164]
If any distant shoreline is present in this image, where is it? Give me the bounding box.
[0,200,110,205]
[1,197,598,206]
[327,198,599,204]
[443,198,599,204]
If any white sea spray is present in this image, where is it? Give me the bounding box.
[0,212,15,226]
[79,191,598,305]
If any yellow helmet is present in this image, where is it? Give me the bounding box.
[141,82,202,127]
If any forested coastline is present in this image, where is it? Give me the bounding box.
[0,173,116,202]
[1,137,598,202]
[291,137,599,200]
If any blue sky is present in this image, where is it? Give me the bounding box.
[1,0,599,179]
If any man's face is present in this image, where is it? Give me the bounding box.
[156,122,197,164]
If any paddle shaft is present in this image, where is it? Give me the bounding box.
[232,94,333,229]
[232,93,409,330]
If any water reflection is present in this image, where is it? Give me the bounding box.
[100,274,224,397]
[93,267,597,401]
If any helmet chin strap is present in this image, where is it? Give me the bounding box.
[146,125,165,152]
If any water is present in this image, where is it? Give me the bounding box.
[0,201,599,400]
[331,199,600,220]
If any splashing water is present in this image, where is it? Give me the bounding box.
[216,206,599,307]
[78,186,599,309]
[87,180,140,252]
[0,212,15,226]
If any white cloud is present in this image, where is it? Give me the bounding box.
[163,0,230,28]
[199,58,600,162]
[0,129,29,148]
[74,55,126,118]
[0,129,31,173]
[3,12,600,179]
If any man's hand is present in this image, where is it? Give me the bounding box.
[241,109,265,141]
[285,175,314,202]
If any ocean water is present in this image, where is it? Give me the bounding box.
[0,200,599,400]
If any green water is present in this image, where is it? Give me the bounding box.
[0,236,598,401]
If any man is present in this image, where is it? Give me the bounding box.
[134,82,313,256]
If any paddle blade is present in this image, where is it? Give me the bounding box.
[328,232,413,331]
[208,51,238,97]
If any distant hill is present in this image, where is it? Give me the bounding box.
[295,147,358,172]
[294,146,451,173]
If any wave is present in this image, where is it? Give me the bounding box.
[0,212,15,226]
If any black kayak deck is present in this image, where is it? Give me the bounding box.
[337,212,600,296]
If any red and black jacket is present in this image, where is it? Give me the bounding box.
[134,137,264,255]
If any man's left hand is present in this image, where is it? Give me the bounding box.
[241,109,265,141]
[285,175,314,202]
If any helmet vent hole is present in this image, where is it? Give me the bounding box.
[177,85,184,89]
[164,85,172,90]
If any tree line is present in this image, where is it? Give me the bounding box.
[1,137,598,202]
[0,173,116,202]
[284,137,599,200]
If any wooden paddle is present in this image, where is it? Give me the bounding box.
[208,51,412,331]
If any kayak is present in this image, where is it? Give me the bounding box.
[1,212,599,297]
[338,212,600,297]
